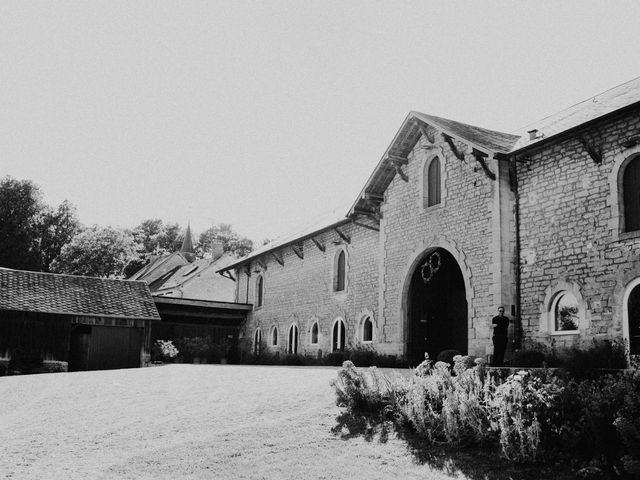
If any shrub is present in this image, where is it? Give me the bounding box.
[331,361,397,414]
[550,340,627,378]
[436,349,462,368]
[152,340,179,362]
[511,349,546,368]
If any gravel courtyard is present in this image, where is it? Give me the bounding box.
[0,364,474,480]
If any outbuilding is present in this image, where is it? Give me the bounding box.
[0,268,160,373]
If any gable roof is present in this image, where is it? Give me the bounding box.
[510,75,640,152]
[225,76,640,274]
[0,268,160,320]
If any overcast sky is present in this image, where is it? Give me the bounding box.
[2,1,640,243]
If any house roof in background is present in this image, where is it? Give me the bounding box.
[0,268,160,320]
[153,253,236,291]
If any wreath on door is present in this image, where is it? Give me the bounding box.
[421,251,442,284]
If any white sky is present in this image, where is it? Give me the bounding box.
[2,1,640,243]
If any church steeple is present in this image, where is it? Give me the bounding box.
[180,222,195,256]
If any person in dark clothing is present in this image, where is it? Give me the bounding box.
[491,306,510,367]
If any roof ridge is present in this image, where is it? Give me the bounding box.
[0,267,147,285]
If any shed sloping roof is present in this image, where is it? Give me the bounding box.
[0,269,160,320]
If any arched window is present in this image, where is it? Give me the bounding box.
[288,324,299,354]
[332,318,346,352]
[623,155,640,232]
[552,292,579,332]
[253,328,262,355]
[626,282,640,356]
[310,322,319,345]
[334,249,346,292]
[424,156,441,207]
[271,326,278,347]
[362,316,373,343]
[255,275,264,307]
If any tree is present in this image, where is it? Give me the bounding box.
[0,176,43,270]
[37,200,81,272]
[198,223,254,258]
[132,218,182,255]
[0,176,80,272]
[51,225,137,278]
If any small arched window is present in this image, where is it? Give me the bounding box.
[288,324,299,354]
[552,292,579,332]
[253,328,262,355]
[256,275,264,307]
[362,316,373,343]
[626,282,640,355]
[271,326,278,346]
[332,318,346,352]
[424,156,441,207]
[623,155,640,232]
[311,322,319,345]
[334,250,346,292]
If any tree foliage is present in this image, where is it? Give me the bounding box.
[0,176,80,272]
[132,218,181,255]
[51,225,136,278]
[198,223,253,258]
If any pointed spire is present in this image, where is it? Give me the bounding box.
[180,222,195,254]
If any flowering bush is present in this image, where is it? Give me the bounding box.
[152,340,179,362]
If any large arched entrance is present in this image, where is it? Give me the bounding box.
[407,247,467,364]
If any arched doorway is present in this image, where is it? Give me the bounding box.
[625,281,640,356]
[407,248,467,364]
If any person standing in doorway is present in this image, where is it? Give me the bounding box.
[491,306,510,367]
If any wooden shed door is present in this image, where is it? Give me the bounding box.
[87,326,142,371]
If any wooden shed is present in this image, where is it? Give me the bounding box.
[0,268,160,373]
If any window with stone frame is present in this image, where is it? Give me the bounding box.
[271,326,278,347]
[623,154,640,232]
[423,155,441,208]
[551,291,580,332]
[333,249,346,292]
[253,328,262,355]
[332,318,346,352]
[362,316,373,343]
[288,324,299,354]
[310,322,319,345]
[255,275,264,307]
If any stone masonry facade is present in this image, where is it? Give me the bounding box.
[378,131,516,358]
[235,221,379,357]
[517,107,640,350]
[221,78,640,363]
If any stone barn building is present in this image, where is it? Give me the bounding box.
[219,77,640,364]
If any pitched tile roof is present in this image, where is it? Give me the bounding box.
[510,75,640,152]
[412,112,520,154]
[0,268,160,320]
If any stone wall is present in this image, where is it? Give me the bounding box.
[379,132,516,358]
[236,221,379,357]
[517,108,640,349]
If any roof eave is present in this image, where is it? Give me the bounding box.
[508,100,640,158]
[217,217,351,273]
